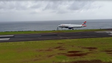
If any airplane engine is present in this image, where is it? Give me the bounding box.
[68,27,73,30]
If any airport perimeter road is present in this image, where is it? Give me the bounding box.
[0,31,112,42]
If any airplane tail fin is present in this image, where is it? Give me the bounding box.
[83,21,86,24]
[82,21,87,27]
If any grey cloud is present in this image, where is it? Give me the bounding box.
[0,1,101,14]
[57,10,68,14]
[42,1,96,13]
[0,1,29,10]
[67,1,94,10]
[43,1,63,10]
[28,1,42,9]
[68,1,85,10]
[30,4,40,9]
[0,1,44,11]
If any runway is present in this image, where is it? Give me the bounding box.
[0,31,112,42]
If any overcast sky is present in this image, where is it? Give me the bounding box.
[0,0,112,22]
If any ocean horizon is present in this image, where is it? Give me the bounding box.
[0,19,112,32]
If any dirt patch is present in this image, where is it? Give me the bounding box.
[54,46,66,51]
[69,60,112,63]
[33,58,40,61]
[54,46,62,49]
[82,47,97,51]
[36,48,53,52]
[104,50,112,52]
[47,55,54,58]
[71,45,75,47]
[104,50,112,54]
[66,52,89,57]
[58,48,65,50]
[58,51,89,57]
[45,48,53,51]
[36,49,44,52]
[58,60,112,63]
[67,51,81,53]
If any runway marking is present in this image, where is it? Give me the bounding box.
[0,35,14,37]
[0,38,10,41]
[95,31,112,36]
[95,31,112,33]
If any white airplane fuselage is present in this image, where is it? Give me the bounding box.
[58,21,87,30]
[59,24,84,28]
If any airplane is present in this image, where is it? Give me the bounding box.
[57,21,87,30]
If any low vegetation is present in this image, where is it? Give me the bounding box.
[0,37,112,63]
[0,29,105,35]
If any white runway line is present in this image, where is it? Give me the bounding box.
[95,31,112,36]
[0,35,14,37]
[0,38,10,41]
[95,31,112,33]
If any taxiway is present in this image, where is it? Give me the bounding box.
[0,31,112,42]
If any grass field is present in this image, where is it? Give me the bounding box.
[0,37,112,63]
[0,29,105,35]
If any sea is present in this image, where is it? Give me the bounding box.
[0,19,112,32]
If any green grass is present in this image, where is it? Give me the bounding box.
[0,29,105,35]
[0,37,112,63]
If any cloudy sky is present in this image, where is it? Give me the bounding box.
[0,0,112,22]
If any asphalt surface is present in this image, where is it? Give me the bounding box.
[0,31,112,42]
